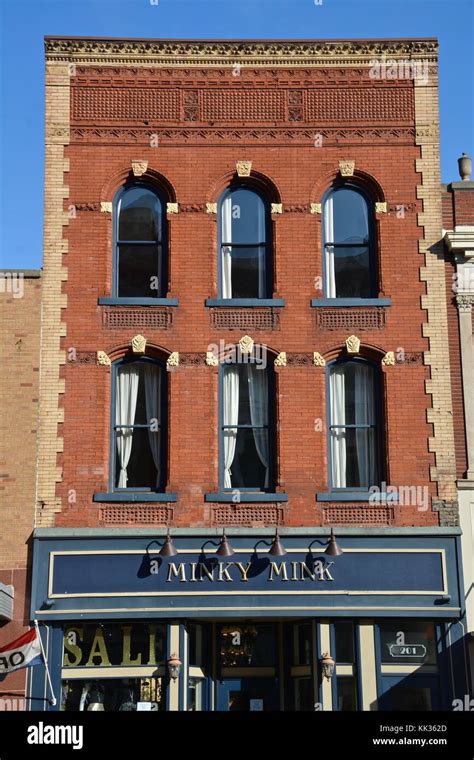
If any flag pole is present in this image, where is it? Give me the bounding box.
[34,620,57,706]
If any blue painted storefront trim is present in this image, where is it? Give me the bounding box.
[311,298,391,307]
[205,298,285,307]
[93,492,177,503]
[98,297,179,306]
[205,492,288,503]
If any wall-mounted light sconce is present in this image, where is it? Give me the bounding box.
[320,652,336,681]
[159,531,177,557]
[325,529,343,556]
[268,530,287,557]
[216,529,235,557]
[167,653,182,681]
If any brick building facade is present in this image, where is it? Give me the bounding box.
[0,271,42,709]
[4,36,469,711]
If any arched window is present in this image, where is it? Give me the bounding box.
[218,186,271,299]
[220,356,274,490]
[328,359,380,490]
[111,357,167,491]
[323,186,376,299]
[114,184,166,298]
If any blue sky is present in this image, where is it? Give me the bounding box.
[0,0,473,269]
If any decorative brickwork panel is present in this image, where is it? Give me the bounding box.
[72,88,180,121]
[98,505,173,525]
[211,309,279,330]
[306,88,414,121]
[286,353,314,366]
[201,90,285,121]
[212,504,283,526]
[396,351,424,365]
[316,308,386,330]
[322,506,394,524]
[103,308,172,329]
[179,353,207,366]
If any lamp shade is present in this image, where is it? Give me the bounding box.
[325,529,343,556]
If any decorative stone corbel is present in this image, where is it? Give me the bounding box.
[313,352,326,366]
[339,160,355,177]
[167,202,179,214]
[167,352,180,368]
[206,351,219,367]
[310,203,322,214]
[271,203,283,215]
[236,160,252,177]
[381,351,395,366]
[456,294,474,312]
[131,334,146,354]
[345,335,361,354]
[274,352,287,367]
[97,351,111,366]
[375,202,387,214]
[206,202,217,214]
[100,202,112,213]
[239,335,254,354]
[131,160,148,177]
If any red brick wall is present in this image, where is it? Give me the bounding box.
[55,65,439,529]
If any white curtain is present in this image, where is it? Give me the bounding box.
[354,364,375,488]
[221,195,233,299]
[324,195,336,297]
[247,364,269,487]
[330,366,346,488]
[223,366,239,488]
[116,365,139,488]
[143,364,161,487]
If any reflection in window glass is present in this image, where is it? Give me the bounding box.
[61,677,165,711]
[335,621,355,663]
[188,677,204,711]
[388,685,432,711]
[296,623,312,666]
[188,623,203,668]
[295,677,313,711]
[379,621,437,664]
[337,676,358,711]
[219,624,276,667]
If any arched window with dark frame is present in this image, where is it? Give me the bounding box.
[323,185,376,299]
[113,184,166,298]
[328,359,381,490]
[220,356,275,491]
[111,357,167,491]
[218,185,271,299]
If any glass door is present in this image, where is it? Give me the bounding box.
[218,677,279,711]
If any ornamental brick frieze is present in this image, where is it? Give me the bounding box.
[70,125,416,146]
[71,85,414,124]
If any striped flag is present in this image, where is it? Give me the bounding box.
[0,629,43,674]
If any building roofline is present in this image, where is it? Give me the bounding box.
[44,36,438,43]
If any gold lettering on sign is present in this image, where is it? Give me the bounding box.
[86,628,111,667]
[235,561,252,582]
[268,562,289,581]
[122,625,142,666]
[63,627,84,666]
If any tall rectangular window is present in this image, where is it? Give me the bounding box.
[329,361,379,489]
[221,362,273,490]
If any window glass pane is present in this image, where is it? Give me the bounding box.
[335,621,355,663]
[188,624,203,667]
[222,188,266,244]
[118,188,162,242]
[222,245,266,299]
[294,677,313,710]
[115,427,159,488]
[118,244,161,298]
[330,428,377,488]
[219,624,276,667]
[332,246,371,298]
[188,677,204,711]
[296,623,312,665]
[226,427,268,488]
[329,188,369,244]
[337,676,358,711]
[379,621,437,664]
